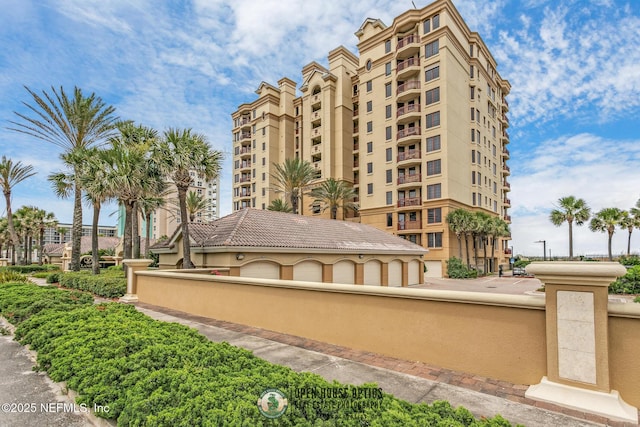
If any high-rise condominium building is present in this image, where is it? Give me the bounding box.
[231,0,511,277]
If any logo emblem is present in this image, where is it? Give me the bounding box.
[257,388,288,419]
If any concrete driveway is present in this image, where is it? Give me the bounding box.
[412,275,544,295]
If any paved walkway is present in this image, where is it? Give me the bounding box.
[0,277,637,426]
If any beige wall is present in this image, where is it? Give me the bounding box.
[609,313,640,407]
[136,271,546,385]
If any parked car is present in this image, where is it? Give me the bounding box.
[513,267,527,276]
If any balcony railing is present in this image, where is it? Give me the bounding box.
[396,127,421,140]
[397,150,421,162]
[239,191,251,198]
[239,147,251,155]
[397,197,422,208]
[398,220,421,230]
[239,162,251,169]
[239,176,251,183]
[396,104,420,117]
[397,173,421,185]
[502,147,510,157]
[396,34,419,49]
[353,109,359,117]
[239,117,251,126]
[504,182,511,189]
[353,143,359,151]
[397,56,419,72]
[397,80,420,95]
[504,248,512,255]
[504,215,512,222]
[503,165,511,173]
[240,132,251,140]
[504,198,511,205]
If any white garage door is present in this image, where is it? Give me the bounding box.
[408,260,420,285]
[293,260,323,282]
[240,261,280,279]
[424,260,443,278]
[388,260,403,287]
[333,260,355,284]
[363,260,381,286]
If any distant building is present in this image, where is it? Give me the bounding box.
[42,223,118,245]
[231,0,511,277]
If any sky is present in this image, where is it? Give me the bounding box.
[0,0,639,258]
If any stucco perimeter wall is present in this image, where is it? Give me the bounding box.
[135,271,546,385]
[608,305,640,408]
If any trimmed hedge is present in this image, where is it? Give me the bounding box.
[1,283,517,427]
[58,271,126,298]
[4,265,60,273]
[446,257,478,279]
[609,266,640,295]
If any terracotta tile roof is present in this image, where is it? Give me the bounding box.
[153,209,427,254]
[43,236,122,256]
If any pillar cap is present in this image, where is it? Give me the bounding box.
[527,262,627,287]
[122,259,154,267]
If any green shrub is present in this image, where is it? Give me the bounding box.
[31,272,50,279]
[5,265,59,274]
[634,296,640,303]
[609,266,640,295]
[58,271,126,298]
[513,259,531,268]
[446,257,478,279]
[0,269,29,284]
[46,272,61,284]
[619,255,640,266]
[7,285,518,426]
[0,283,93,324]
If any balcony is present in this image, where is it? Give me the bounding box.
[500,114,510,128]
[397,197,422,208]
[397,150,421,162]
[502,99,509,112]
[504,181,511,192]
[504,248,512,255]
[397,173,421,185]
[396,104,421,123]
[504,198,511,206]
[397,80,420,97]
[396,127,421,142]
[239,146,251,158]
[311,110,322,124]
[240,131,251,141]
[311,94,321,108]
[502,164,511,175]
[504,215,512,222]
[502,147,510,159]
[353,143,359,151]
[239,175,251,183]
[396,33,420,58]
[396,56,420,79]
[398,220,421,231]
[238,161,251,170]
[239,191,251,198]
[353,160,359,168]
[353,109,359,117]
[353,125,359,134]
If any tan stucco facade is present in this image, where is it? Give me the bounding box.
[231,0,512,275]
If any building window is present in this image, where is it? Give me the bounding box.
[471,171,476,185]
[427,232,442,248]
[366,80,372,92]
[367,183,373,195]
[366,100,373,112]
[385,39,391,53]
[427,159,441,176]
[386,126,392,140]
[367,162,373,174]
[469,44,474,57]
[386,212,393,226]
[425,111,440,128]
[262,157,265,166]
[427,183,441,199]
[426,135,441,152]
[367,121,373,133]
[427,208,441,224]
[366,59,372,71]
[386,169,392,183]
[425,40,439,58]
[385,105,392,119]
[423,19,431,34]
[262,128,266,136]
[385,83,392,97]
[367,141,373,153]
[312,204,321,214]
[432,14,440,29]
[385,62,391,76]
[425,87,440,105]
[425,65,439,82]
[262,172,265,181]
[470,65,474,79]
[386,147,392,161]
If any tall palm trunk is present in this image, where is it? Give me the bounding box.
[607,230,614,261]
[464,233,471,269]
[489,237,496,273]
[456,234,462,260]
[38,228,45,265]
[331,205,337,220]
[144,211,152,258]
[91,202,101,275]
[123,201,134,260]
[3,191,22,265]
[568,220,574,259]
[627,228,633,256]
[472,234,479,271]
[132,201,140,258]
[70,179,83,271]
[178,186,193,269]
[482,237,488,274]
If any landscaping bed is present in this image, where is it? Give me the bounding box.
[54,268,126,299]
[0,282,517,426]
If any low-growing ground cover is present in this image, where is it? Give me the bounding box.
[0,282,517,426]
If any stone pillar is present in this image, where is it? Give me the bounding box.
[119,259,153,303]
[381,263,389,287]
[0,258,8,267]
[322,264,333,283]
[354,263,364,285]
[280,265,293,281]
[525,262,637,423]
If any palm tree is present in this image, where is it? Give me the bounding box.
[446,208,469,261]
[138,193,167,258]
[0,156,36,265]
[79,148,114,274]
[152,128,222,269]
[589,207,624,261]
[184,190,210,222]
[549,196,591,259]
[619,210,640,257]
[0,217,8,259]
[487,216,510,273]
[271,158,317,214]
[31,208,57,266]
[473,212,492,274]
[9,86,118,270]
[102,123,160,261]
[308,178,358,219]
[267,199,293,213]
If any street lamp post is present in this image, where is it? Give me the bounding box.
[535,240,547,261]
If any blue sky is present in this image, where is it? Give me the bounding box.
[1,0,639,257]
